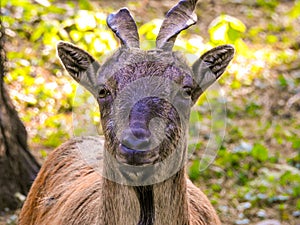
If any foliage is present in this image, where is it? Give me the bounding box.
[2,0,118,149]
[209,14,248,55]
[1,0,300,224]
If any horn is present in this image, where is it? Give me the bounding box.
[156,0,198,51]
[107,8,140,48]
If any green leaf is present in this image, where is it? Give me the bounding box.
[266,34,278,44]
[251,143,269,162]
[188,160,201,181]
[227,28,241,43]
[256,0,279,10]
[289,0,300,19]
[31,21,46,42]
[278,74,287,88]
[78,0,93,10]
[297,199,300,210]
[209,15,246,45]
[211,184,222,192]
[292,139,300,149]
[39,149,48,159]
[209,23,228,44]
[227,15,246,33]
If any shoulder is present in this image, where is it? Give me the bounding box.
[186,179,221,225]
[19,136,104,224]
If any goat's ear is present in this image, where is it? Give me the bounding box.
[57,41,100,95]
[191,45,234,103]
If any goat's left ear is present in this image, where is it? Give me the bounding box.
[191,45,235,103]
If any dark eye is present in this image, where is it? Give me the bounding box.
[98,86,110,98]
[182,86,192,98]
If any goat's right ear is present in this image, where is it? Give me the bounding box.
[57,41,100,95]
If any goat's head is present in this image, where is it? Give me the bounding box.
[57,0,234,184]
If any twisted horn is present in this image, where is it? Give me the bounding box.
[107,8,140,48]
[156,0,198,51]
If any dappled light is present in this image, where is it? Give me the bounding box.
[1,0,300,224]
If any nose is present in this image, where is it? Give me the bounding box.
[118,128,158,166]
[121,128,151,151]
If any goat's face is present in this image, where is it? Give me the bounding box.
[57,3,234,182]
[96,49,195,166]
[57,43,233,168]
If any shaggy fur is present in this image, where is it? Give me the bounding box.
[18,137,221,225]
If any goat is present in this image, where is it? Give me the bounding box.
[18,0,234,224]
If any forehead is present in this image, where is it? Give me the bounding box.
[97,48,193,90]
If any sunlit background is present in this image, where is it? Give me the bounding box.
[1,0,300,224]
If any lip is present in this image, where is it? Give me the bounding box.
[116,144,159,166]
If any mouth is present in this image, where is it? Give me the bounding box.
[116,144,159,166]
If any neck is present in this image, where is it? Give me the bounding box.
[134,186,155,225]
[153,168,190,225]
[100,168,189,225]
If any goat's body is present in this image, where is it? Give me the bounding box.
[19,136,220,225]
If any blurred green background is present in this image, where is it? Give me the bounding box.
[1,0,300,224]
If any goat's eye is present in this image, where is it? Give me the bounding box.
[98,86,110,98]
[182,86,192,98]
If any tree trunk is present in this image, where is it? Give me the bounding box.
[0,16,40,211]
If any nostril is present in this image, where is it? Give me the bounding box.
[121,129,151,151]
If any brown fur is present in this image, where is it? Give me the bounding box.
[18,30,234,225]
[19,136,220,225]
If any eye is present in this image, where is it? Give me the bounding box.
[98,85,110,98]
[182,86,192,98]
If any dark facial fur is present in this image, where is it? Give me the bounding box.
[97,49,194,167]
